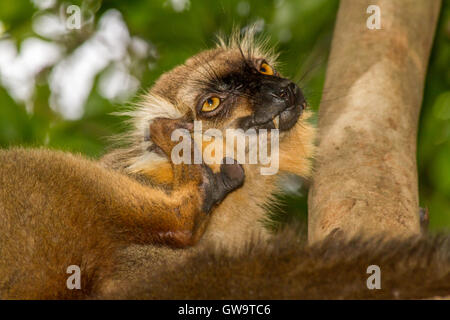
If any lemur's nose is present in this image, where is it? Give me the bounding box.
[277,82,298,107]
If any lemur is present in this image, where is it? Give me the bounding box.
[0,29,449,300]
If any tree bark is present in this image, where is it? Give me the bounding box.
[308,0,441,243]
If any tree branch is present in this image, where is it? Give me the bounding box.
[308,0,441,243]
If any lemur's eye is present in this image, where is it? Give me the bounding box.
[259,62,274,76]
[202,96,221,112]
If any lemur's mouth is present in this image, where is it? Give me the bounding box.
[243,102,306,132]
[275,102,304,131]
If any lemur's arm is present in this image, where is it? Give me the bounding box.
[0,118,244,299]
[1,119,243,251]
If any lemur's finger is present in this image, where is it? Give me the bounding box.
[201,158,245,213]
[218,158,245,192]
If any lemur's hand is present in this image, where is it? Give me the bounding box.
[201,158,245,213]
[150,118,245,214]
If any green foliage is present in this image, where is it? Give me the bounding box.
[0,0,448,231]
[417,2,450,230]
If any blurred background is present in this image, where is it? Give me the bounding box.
[0,0,449,231]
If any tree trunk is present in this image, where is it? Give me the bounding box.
[308,0,441,243]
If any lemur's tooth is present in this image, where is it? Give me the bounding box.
[274,115,280,129]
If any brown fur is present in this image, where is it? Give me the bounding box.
[100,228,450,300]
[0,116,241,299]
[0,143,206,299]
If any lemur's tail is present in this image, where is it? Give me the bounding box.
[104,228,450,299]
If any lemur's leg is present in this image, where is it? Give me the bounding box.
[114,118,244,247]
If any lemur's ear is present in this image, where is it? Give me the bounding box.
[144,111,195,143]
[132,94,185,136]
[114,94,188,176]
[147,117,194,157]
[114,93,186,142]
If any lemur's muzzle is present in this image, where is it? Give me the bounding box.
[240,78,306,131]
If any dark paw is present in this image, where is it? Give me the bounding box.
[201,157,245,213]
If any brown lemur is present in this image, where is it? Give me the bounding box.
[1,29,449,300]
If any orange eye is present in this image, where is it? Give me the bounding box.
[202,96,221,112]
[259,62,274,76]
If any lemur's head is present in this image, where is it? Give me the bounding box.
[151,41,305,134]
[121,28,315,181]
